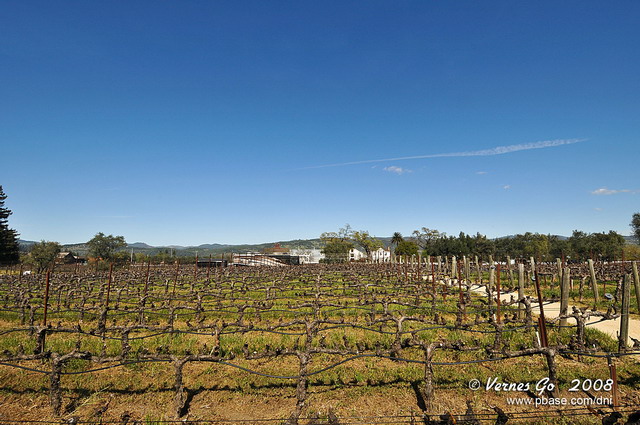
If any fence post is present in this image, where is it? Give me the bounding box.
[530,257,536,275]
[40,271,51,353]
[619,274,631,352]
[42,271,51,327]
[559,267,570,328]
[496,264,501,323]
[194,253,198,282]
[488,264,495,309]
[633,262,640,314]
[464,256,470,283]
[588,259,600,305]
[518,264,525,320]
[534,272,549,347]
[105,263,113,307]
[451,256,457,279]
[608,355,619,410]
[172,260,180,299]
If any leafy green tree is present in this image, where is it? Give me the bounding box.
[352,230,383,259]
[135,252,149,263]
[632,213,640,243]
[591,231,625,261]
[624,244,640,261]
[321,240,353,263]
[569,230,590,259]
[87,232,127,260]
[0,185,20,265]
[412,228,442,249]
[395,240,419,257]
[320,225,354,263]
[29,241,61,273]
[412,227,445,255]
[549,235,570,260]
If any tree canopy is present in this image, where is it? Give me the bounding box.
[391,232,404,247]
[632,213,640,243]
[29,241,61,273]
[87,232,127,260]
[320,224,363,263]
[409,227,625,261]
[351,230,383,258]
[394,240,419,257]
[0,185,20,265]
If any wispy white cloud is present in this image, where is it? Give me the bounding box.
[96,215,135,219]
[503,185,511,190]
[384,166,412,175]
[300,139,585,169]
[476,171,488,175]
[591,188,638,195]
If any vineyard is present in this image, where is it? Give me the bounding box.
[1,259,640,424]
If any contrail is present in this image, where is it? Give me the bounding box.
[300,138,585,169]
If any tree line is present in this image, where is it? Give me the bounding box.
[408,228,627,261]
[322,223,638,263]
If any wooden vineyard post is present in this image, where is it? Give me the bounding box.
[619,274,631,352]
[464,256,470,283]
[608,356,619,410]
[451,256,457,279]
[559,267,570,328]
[105,263,113,308]
[633,262,640,314]
[496,264,501,323]
[530,257,536,276]
[40,271,51,353]
[507,256,513,285]
[488,263,495,309]
[588,259,599,306]
[458,260,464,321]
[556,258,562,288]
[207,254,212,282]
[172,260,180,300]
[475,255,481,284]
[144,261,151,298]
[194,253,198,282]
[42,271,51,326]
[518,263,525,319]
[534,272,549,347]
[431,262,436,295]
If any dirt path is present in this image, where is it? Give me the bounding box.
[467,283,640,348]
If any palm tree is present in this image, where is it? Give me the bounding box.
[391,232,404,249]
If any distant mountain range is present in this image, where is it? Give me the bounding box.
[17,238,329,256]
[17,235,638,256]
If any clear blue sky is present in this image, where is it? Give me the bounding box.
[1,1,638,246]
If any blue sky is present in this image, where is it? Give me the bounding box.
[1,1,639,245]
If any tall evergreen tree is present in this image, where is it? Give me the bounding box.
[632,213,640,243]
[0,185,20,264]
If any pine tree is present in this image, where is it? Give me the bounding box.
[0,185,20,264]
